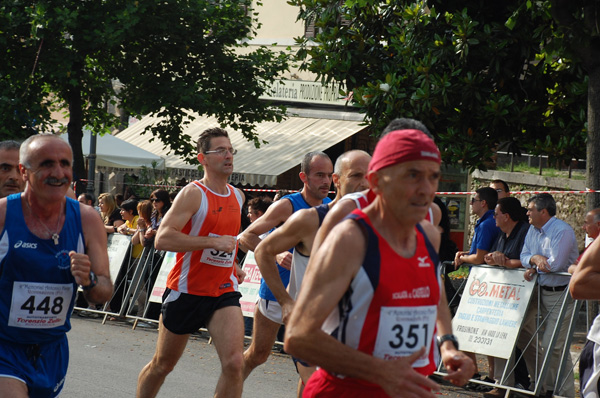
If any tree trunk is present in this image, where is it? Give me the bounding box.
[587,64,600,210]
[67,87,86,191]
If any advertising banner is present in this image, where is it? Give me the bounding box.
[149,252,177,303]
[452,266,536,359]
[238,251,262,317]
[107,234,131,284]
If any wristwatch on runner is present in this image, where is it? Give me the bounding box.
[437,334,459,350]
[82,271,98,290]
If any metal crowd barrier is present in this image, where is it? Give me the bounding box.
[436,263,585,398]
[74,239,208,337]
[74,238,165,330]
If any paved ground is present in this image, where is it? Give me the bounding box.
[62,314,585,397]
[63,316,298,397]
[434,333,586,398]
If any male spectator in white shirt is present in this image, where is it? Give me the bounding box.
[521,193,578,397]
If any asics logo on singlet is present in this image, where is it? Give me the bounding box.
[14,240,37,249]
[417,256,431,267]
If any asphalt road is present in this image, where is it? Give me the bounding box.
[62,316,298,397]
[61,315,584,397]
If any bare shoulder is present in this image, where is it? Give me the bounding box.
[235,187,245,203]
[286,207,319,230]
[419,219,441,251]
[310,218,366,278]
[319,218,365,257]
[79,202,103,226]
[330,198,358,218]
[170,183,203,211]
[320,200,357,231]
[265,196,294,220]
[77,201,108,250]
[430,202,442,227]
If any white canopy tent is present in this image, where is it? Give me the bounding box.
[61,130,165,169]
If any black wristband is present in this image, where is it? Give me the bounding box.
[82,271,98,290]
[437,334,459,350]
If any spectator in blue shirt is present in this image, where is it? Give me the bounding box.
[454,186,501,388]
[455,187,501,267]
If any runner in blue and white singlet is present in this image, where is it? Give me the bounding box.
[0,135,112,398]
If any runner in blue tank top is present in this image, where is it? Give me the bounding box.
[239,151,333,382]
[253,150,371,396]
[0,135,112,398]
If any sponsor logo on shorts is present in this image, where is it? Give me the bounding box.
[14,240,37,249]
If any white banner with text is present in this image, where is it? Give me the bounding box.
[452,266,536,359]
[238,251,262,317]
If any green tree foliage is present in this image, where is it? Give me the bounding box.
[289,0,587,171]
[1,0,289,180]
[539,0,600,208]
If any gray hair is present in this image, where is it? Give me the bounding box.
[528,193,556,217]
[0,140,20,152]
[381,118,434,140]
[20,134,72,168]
[589,208,600,223]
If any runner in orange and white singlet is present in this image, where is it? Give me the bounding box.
[167,181,243,297]
[137,128,246,398]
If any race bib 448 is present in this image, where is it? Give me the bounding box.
[9,281,73,329]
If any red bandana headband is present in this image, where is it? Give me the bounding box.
[368,129,441,172]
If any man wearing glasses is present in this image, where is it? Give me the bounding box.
[454,187,501,268]
[453,186,501,385]
[137,127,246,398]
[489,179,510,199]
